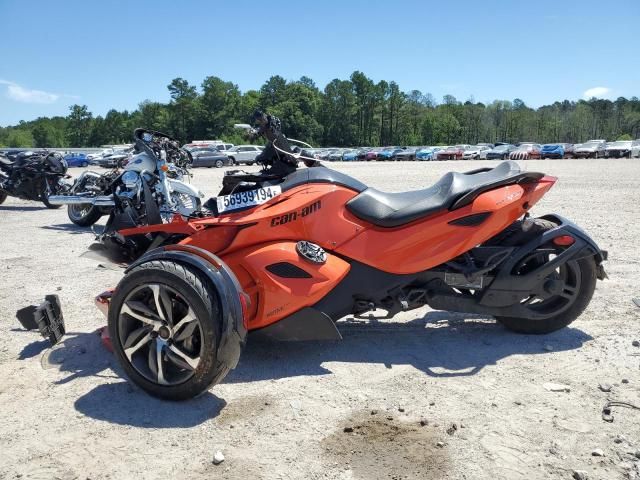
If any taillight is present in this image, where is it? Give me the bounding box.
[553,235,575,247]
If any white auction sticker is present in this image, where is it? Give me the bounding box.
[216,185,282,213]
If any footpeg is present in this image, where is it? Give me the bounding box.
[16,295,66,346]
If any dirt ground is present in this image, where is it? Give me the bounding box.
[0,159,639,480]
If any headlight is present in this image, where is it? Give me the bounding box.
[121,171,140,188]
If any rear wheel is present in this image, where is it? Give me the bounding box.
[215,159,224,168]
[0,190,7,205]
[228,157,235,166]
[68,204,102,227]
[491,219,597,334]
[108,260,231,400]
[81,161,88,167]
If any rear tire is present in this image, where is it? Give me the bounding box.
[496,257,597,334]
[490,218,597,334]
[68,204,102,227]
[215,159,224,168]
[108,260,232,400]
[0,190,7,205]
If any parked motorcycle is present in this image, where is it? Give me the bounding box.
[0,151,71,208]
[48,129,204,228]
[90,111,607,400]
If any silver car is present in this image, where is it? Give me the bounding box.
[225,145,264,165]
[574,140,607,159]
[605,140,640,158]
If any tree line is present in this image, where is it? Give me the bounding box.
[2,71,639,149]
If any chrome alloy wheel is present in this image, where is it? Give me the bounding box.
[117,283,203,386]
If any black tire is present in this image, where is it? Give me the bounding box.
[215,159,224,168]
[40,182,62,209]
[81,161,88,167]
[0,189,7,205]
[228,157,235,166]
[594,152,598,159]
[108,260,232,400]
[490,218,597,334]
[67,204,102,227]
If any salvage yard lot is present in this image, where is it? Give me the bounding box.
[0,159,639,480]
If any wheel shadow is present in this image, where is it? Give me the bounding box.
[225,311,593,383]
[16,330,226,428]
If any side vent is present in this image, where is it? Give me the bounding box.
[266,262,312,279]
[448,212,492,227]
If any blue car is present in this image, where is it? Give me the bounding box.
[342,149,359,161]
[64,153,89,167]
[540,144,565,159]
[377,147,402,160]
[415,147,442,161]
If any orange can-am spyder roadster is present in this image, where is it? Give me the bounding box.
[95,126,607,400]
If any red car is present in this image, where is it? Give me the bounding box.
[510,144,542,160]
[436,145,470,160]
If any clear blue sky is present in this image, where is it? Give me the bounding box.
[1,0,638,126]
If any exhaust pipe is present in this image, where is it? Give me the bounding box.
[48,195,115,207]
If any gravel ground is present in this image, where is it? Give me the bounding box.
[0,159,639,480]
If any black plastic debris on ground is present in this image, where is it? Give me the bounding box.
[16,295,65,346]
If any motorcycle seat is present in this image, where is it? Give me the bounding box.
[346,161,544,228]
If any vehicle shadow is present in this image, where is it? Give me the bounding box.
[40,223,93,234]
[226,312,593,383]
[0,205,47,211]
[16,330,226,428]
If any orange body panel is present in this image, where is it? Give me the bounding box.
[119,174,556,330]
[221,242,350,329]
[335,179,554,273]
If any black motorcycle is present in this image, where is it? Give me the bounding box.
[0,151,71,208]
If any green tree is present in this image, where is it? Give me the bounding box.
[66,104,93,147]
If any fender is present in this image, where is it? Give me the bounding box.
[479,214,607,307]
[126,245,247,369]
[168,178,203,200]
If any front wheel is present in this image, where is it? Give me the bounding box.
[68,204,102,227]
[40,181,62,209]
[108,260,232,400]
[215,159,224,168]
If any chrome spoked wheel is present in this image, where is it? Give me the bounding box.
[117,283,203,386]
[69,203,92,219]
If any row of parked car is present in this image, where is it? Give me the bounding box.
[52,141,265,169]
[308,139,640,161]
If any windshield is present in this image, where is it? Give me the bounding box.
[494,145,509,151]
[610,141,632,148]
[582,142,600,148]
